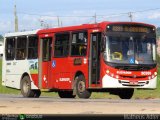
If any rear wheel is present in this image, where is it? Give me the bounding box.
[75,75,91,99]
[118,88,134,99]
[33,90,41,98]
[58,91,76,98]
[20,76,41,98]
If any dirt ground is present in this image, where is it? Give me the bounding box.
[0,94,160,114]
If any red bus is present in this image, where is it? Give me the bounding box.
[2,21,157,99]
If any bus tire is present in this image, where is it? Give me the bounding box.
[33,90,41,98]
[20,76,35,97]
[75,75,91,99]
[58,91,76,98]
[118,88,134,99]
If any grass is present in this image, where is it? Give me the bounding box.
[0,58,160,99]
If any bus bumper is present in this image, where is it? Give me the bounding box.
[102,75,157,89]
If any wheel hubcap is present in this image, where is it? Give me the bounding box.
[78,81,85,93]
[23,81,30,93]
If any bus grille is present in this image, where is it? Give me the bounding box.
[119,75,147,79]
[119,80,147,87]
[115,66,152,71]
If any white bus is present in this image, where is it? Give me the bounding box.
[2,30,41,97]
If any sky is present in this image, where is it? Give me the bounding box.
[0,0,160,35]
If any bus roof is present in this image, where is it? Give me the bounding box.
[3,21,155,37]
[38,23,101,34]
[4,29,39,38]
[38,21,155,34]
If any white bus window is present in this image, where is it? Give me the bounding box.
[5,38,15,60]
[16,36,27,60]
[28,36,38,59]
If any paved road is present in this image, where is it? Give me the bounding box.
[0,94,160,114]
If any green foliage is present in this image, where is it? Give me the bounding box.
[157,54,160,66]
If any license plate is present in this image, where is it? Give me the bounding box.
[129,81,138,85]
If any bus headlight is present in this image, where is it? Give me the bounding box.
[116,75,119,79]
[106,70,110,74]
[154,72,157,76]
[148,76,151,79]
[111,74,114,77]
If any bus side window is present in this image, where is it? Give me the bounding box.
[28,36,38,59]
[16,36,27,60]
[71,32,87,56]
[5,37,15,60]
[54,33,69,57]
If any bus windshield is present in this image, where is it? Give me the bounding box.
[103,35,156,64]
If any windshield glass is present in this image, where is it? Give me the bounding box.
[103,35,156,64]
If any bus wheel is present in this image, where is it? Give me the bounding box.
[58,91,76,98]
[76,75,91,99]
[20,76,35,97]
[33,90,41,98]
[118,88,134,99]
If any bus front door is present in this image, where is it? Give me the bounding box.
[39,37,52,89]
[89,33,101,86]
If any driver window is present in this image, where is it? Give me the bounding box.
[109,37,123,60]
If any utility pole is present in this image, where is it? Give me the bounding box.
[57,16,60,27]
[128,12,133,22]
[14,1,18,32]
[94,13,97,23]
[39,19,44,28]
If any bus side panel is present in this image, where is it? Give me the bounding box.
[28,59,39,89]
[41,62,49,89]
[30,74,38,88]
[69,57,89,89]
[50,58,72,89]
[5,74,21,89]
[51,57,89,90]
[4,60,28,89]
[4,60,39,89]
[49,58,58,89]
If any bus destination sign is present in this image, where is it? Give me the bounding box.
[107,25,154,33]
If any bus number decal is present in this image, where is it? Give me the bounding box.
[59,78,70,82]
[141,72,151,76]
[74,58,82,65]
[6,62,11,65]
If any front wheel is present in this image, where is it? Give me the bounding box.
[75,75,91,99]
[118,88,134,99]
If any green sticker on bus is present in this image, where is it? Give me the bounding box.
[29,59,38,74]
